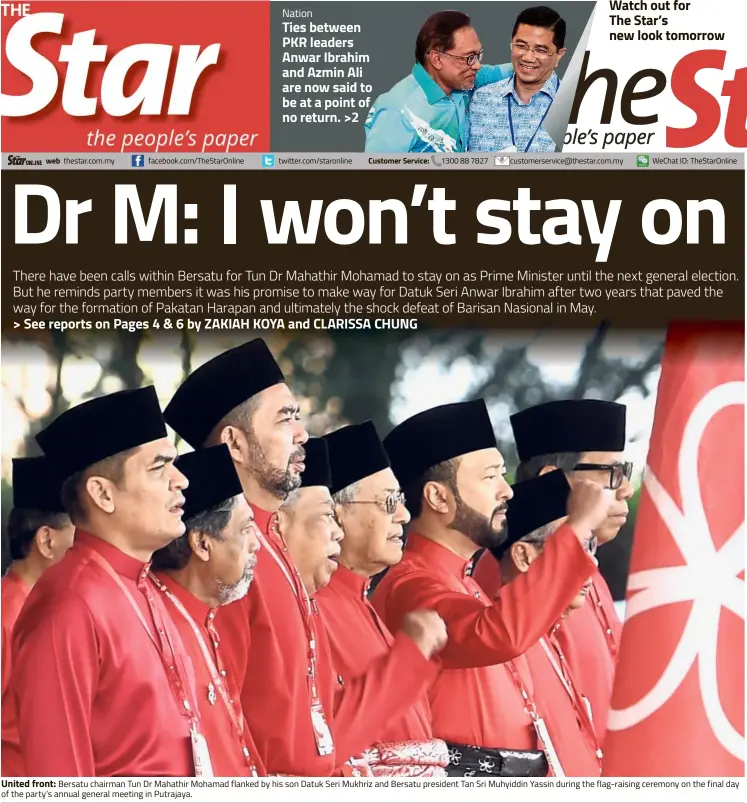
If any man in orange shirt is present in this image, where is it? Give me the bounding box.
[2,457,74,775]
[317,422,448,777]
[508,399,633,745]
[494,469,603,777]
[151,444,264,777]
[373,400,610,775]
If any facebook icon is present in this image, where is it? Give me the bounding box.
[261,154,275,168]
[131,154,145,167]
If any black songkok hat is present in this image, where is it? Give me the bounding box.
[492,469,571,560]
[12,456,66,513]
[36,386,167,482]
[164,339,285,449]
[324,421,390,495]
[510,399,626,462]
[176,445,243,522]
[300,438,333,490]
[383,400,496,488]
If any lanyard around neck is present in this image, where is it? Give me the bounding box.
[151,574,258,776]
[81,545,197,726]
[506,76,557,152]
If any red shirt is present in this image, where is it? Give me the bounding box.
[316,565,437,753]
[218,506,435,776]
[471,549,502,600]
[525,631,602,776]
[372,529,595,749]
[153,573,265,777]
[11,531,200,777]
[1,571,30,775]
[554,571,621,745]
[473,550,619,751]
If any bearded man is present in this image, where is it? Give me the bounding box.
[372,400,610,775]
[164,341,444,776]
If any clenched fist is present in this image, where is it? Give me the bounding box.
[567,479,613,540]
[401,610,448,659]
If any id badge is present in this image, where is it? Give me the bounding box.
[533,716,565,778]
[310,702,334,756]
[191,725,215,777]
[582,694,595,725]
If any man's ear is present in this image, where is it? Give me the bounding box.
[538,464,559,477]
[85,476,116,514]
[220,426,248,466]
[427,50,443,72]
[34,526,55,560]
[188,529,211,563]
[274,508,290,538]
[510,541,534,573]
[556,47,567,63]
[422,481,451,515]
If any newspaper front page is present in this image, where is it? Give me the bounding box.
[0,1,744,801]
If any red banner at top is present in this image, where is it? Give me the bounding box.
[1,1,270,152]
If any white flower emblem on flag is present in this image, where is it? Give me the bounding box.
[608,380,745,761]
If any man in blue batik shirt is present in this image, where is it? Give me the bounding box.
[364,11,513,153]
[469,6,567,153]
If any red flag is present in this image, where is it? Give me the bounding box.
[603,323,744,777]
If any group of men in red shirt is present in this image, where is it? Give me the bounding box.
[1,337,633,778]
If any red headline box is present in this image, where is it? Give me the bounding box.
[1,1,270,152]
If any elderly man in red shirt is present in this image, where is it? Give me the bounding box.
[151,445,264,777]
[317,421,449,777]
[165,342,447,776]
[475,399,633,746]
[493,469,604,777]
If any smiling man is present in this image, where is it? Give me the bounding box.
[469,6,566,152]
[317,422,448,777]
[364,10,513,152]
[373,400,607,775]
[11,387,200,777]
[151,445,264,777]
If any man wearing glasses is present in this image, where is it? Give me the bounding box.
[364,11,512,153]
[277,434,447,775]
[317,421,449,777]
[506,398,634,746]
[469,6,566,153]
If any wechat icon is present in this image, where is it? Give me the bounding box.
[636,155,650,167]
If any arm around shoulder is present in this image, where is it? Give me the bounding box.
[474,62,514,88]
